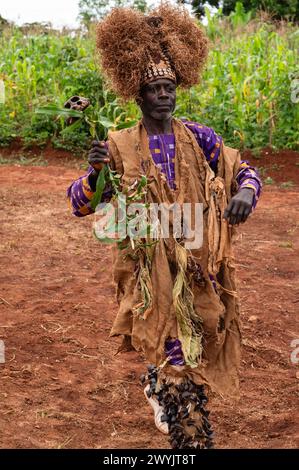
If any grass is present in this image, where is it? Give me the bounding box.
[0,155,48,166]
[271,163,283,171]
[280,181,295,189]
[264,176,275,185]
[278,241,293,248]
[257,166,267,176]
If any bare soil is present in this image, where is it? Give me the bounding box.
[0,148,298,449]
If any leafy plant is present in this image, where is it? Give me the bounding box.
[264,176,274,184]
[0,17,298,152]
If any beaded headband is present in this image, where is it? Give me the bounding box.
[141,51,176,86]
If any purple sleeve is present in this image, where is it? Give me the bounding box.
[182,120,262,209]
[66,168,103,218]
[236,161,262,209]
[67,147,113,217]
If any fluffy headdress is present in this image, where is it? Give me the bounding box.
[96,2,209,101]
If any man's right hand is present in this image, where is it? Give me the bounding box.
[88,140,110,173]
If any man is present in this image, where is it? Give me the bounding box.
[67,4,261,449]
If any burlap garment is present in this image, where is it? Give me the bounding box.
[107,118,241,398]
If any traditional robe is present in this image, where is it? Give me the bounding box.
[107,118,242,398]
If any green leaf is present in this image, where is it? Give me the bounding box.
[60,118,83,135]
[90,166,108,210]
[35,105,83,118]
[98,117,114,129]
[116,120,138,130]
[134,175,148,196]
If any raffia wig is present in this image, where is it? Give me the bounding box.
[96,2,209,101]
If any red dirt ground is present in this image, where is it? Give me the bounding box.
[0,148,298,449]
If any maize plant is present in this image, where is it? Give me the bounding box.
[0,19,298,149]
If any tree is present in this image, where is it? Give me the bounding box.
[0,14,10,27]
[0,14,14,34]
[222,1,298,20]
[179,0,299,20]
[78,0,148,25]
[179,1,220,19]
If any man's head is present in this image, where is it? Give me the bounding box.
[138,78,176,121]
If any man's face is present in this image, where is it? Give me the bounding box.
[139,78,176,121]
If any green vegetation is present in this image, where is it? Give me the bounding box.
[182,0,299,21]
[78,0,148,26]
[264,176,274,184]
[0,154,48,166]
[280,180,294,188]
[0,4,298,154]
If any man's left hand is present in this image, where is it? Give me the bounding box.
[224,188,255,226]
